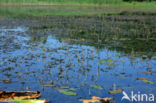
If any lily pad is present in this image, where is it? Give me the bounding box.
[58,90,77,95]
[11,99,46,103]
[136,77,147,80]
[61,86,76,91]
[98,60,115,66]
[102,62,115,66]
[142,80,154,84]
[42,83,54,87]
[142,72,152,74]
[109,89,123,94]
[90,85,103,89]
[79,96,112,103]
[0,91,41,101]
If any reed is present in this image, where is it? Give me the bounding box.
[0,0,123,5]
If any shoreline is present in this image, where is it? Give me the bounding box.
[0,3,106,7]
[0,3,156,10]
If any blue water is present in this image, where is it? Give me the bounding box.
[0,27,156,103]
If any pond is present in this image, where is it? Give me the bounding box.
[0,6,156,103]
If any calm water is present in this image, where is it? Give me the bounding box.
[0,26,155,103]
[0,5,156,102]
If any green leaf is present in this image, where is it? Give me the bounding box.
[90,85,103,89]
[142,79,154,84]
[107,62,115,66]
[61,86,76,91]
[11,99,45,103]
[102,62,115,66]
[58,90,77,95]
[98,59,116,66]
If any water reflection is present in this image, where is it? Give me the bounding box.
[0,24,155,103]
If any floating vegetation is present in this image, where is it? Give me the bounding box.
[90,85,103,89]
[0,91,41,102]
[100,62,115,66]
[98,59,116,66]
[42,83,54,87]
[142,80,154,84]
[0,5,156,103]
[9,99,46,103]
[109,89,123,94]
[136,77,147,80]
[58,90,77,96]
[79,96,112,103]
[61,86,76,91]
[98,59,117,66]
[2,79,12,84]
[142,72,153,74]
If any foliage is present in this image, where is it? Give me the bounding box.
[58,90,77,95]
[0,0,123,4]
[0,0,156,5]
[123,0,155,2]
[90,85,103,89]
[61,86,76,91]
[10,99,46,103]
[142,80,154,84]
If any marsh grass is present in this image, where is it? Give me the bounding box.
[0,4,156,18]
[0,0,123,5]
[0,0,156,8]
[0,13,155,102]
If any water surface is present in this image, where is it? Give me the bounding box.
[0,6,156,103]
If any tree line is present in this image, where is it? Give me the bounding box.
[123,0,154,2]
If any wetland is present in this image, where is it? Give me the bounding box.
[0,5,156,103]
